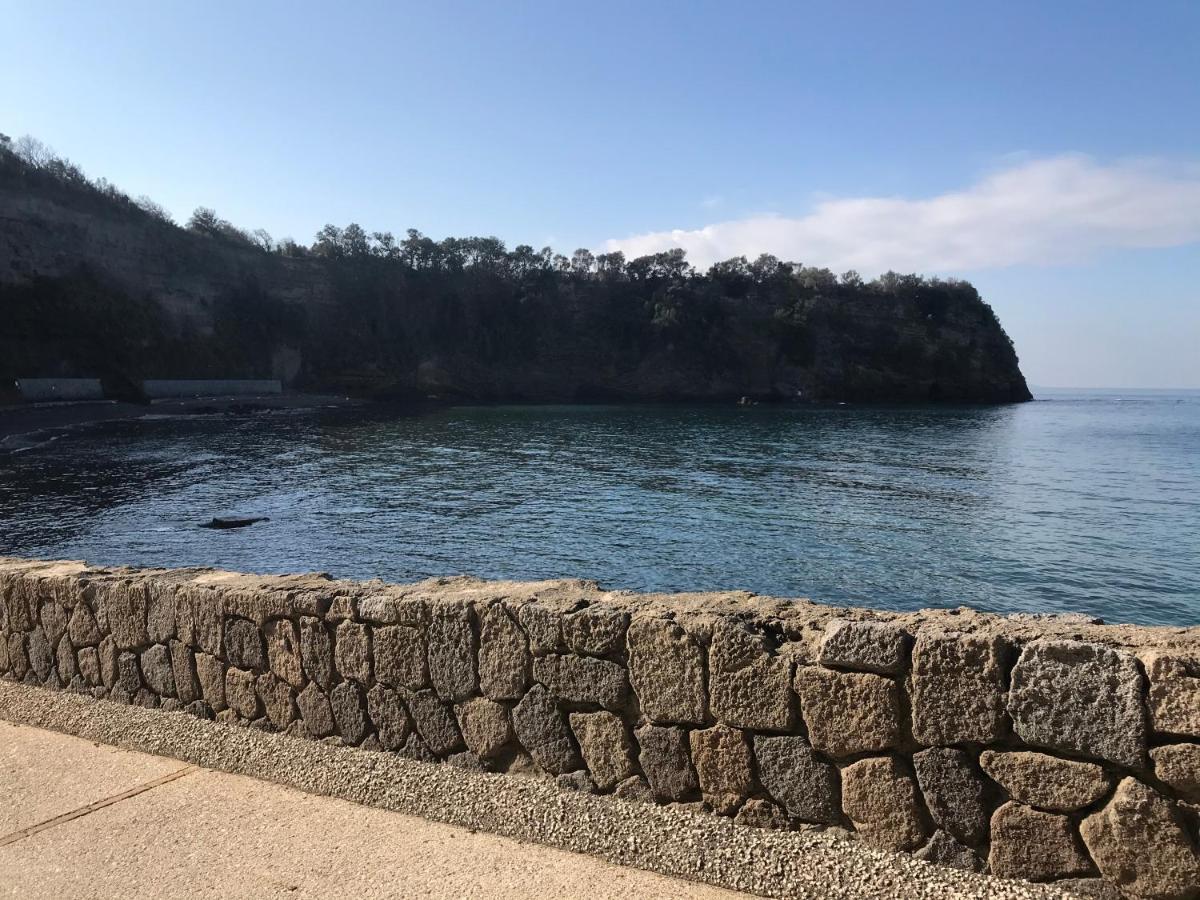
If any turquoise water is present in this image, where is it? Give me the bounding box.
[1,389,1196,626]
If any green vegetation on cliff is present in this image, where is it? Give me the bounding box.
[0,134,1031,403]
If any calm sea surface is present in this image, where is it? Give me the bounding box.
[1,389,1196,626]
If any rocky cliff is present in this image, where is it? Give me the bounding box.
[0,150,1032,403]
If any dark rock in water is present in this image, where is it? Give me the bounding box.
[200,517,270,530]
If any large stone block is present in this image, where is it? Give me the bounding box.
[819,618,909,676]
[366,683,410,750]
[404,688,465,757]
[912,747,988,846]
[6,634,27,680]
[1151,744,1200,802]
[299,617,334,690]
[145,585,176,644]
[264,619,304,688]
[67,604,103,648]
[563,606,627,657]
[979,750,1113,812]
[512,684,580,774]
[752,734,840,825]
[635,724,698,801]
[77,646,101,687]
[795,666,900,757]
[55,634,77,685]
[840,756,929,852]
[28,627,53,681]
[195,652,227,711]
[456,697,513,759]
[532,654,628,711]
[39,600,68,648]
[256,673,296,730]
[1081,777,1200,899]
[569,711,634,790]
[168,640,199,704]
[428,604,477,702]
[223,617,266,671]
[297,682,335,737]
[0,632,8,675]
[689,724,754,815]
[140,644,177,697]
[477,604,528,700]
[176,587,222,657]
[103,581,149,651]
[97,635,116,689]
[1008,640,1146,769]
[910,630,1010,746]
[330,680,369,745]
[224,667,260,718]
[627,617,705,725]
[373,625,428,691]
[517,602,563,655]
[989,802,1092,882]
[1142,652,1200,739]
[334,620,371,684]
[708,618,793,732]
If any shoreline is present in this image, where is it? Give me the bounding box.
[0,393,364,451]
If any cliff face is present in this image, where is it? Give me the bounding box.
[0,158,1031,404]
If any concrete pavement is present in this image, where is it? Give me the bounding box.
[0,721,741,899]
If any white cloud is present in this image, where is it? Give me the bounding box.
[605,156,1200,274]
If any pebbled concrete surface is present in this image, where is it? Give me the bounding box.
[0,682,1082,900]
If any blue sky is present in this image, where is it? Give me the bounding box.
[3,1,1198,388]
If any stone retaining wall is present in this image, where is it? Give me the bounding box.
[1,558,1197,899]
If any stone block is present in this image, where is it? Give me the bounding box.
[819,618,909,675]
[330,680,369,745]
[428,604,477,702]
[989,801,1092,882]
[97,635,116,689]
[300,616,334,690]
[140,644,176,697]
[39,600,68,647]
[532,654,628,711]
[145,585,176,644]
[456,697,513,759]
[264,619,304,688]
[366,684,411,750]
[195,652,227,711]
[841,756,929,852]
[1008,640,1146,769]
[979,750,1112,811]
[910,630,1010,746]
[569,711,634,790]
[223,617,266,671]
[563,605,627,657]
[176,587,222,657]
[6,634,27,680]
[404,688,464,757]
[795,666,900,757]
[477,604,528,700]
[67,604,103,647]
[613,775,653,804]
[734,798,789,830]
[373,625,428,691]
[55,635,77,685]
[224,667,260,718]
[689,724,754,815]
[77,646,101,687]
[168,640,200,704]
[104,581,149,651]
[635,724,698,801]
[627,617,705,725]
[28,627,53,681]
[1142,652,1200,739]
[912,747,989,846]
[914,830,985,873]
[0,632,8,675]
[512,684,580,774]
[753,734,841,825]
[1081,777,1200,899]
[256,673,296,730]
[1151,744,1200,802]
[517,602,563,655]
[297,683,335,737]
[334,620,371,684]
[708,618,793,732]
